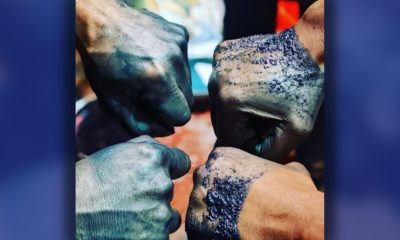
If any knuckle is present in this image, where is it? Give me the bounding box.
[286,162,311,177]
[210,147,225,160]
[208,76,232,103]
[207,71,220,93]
[162,47,182,65]
[172,23,189,41]
[146,171,173,196]
[288,114,314,135]
[193,165,206,182]
[215,41,229,52]
[175,32,188,46]
[219,84,241,104]
[208,73,241,105]
[154,204,172,222]
[143,63,162,79]
[137,142,163,163]
[214,40,235,56]
[180,26,190,40]
[156,179,173,196]
[287,161,306,170]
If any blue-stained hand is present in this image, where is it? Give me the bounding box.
[76,136,191,239]
[77,0,193,137]
[208,28,324,161]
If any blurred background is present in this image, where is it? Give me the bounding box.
[75,1,321,239]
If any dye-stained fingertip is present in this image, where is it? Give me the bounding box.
[255,136,273,157]
[168,147,191,179]
[168,208,182,233]
[159,93,192,127]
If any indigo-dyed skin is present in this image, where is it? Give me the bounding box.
[209,28,324,160]
[186,147,265,239]
[76,0,193,137]
[76,136,191,239]
[186,147,323,240]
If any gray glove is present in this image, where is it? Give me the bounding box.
[77,0,193,137]
[208,28,324,161]
[76,136,191,240]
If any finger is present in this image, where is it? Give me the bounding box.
[141,74,191,127]
[160,55,193,125]
[171,46,194,109]
[170,22,190,42]
[168,208,181,233]
[159,87,191,126]
[172,26,194,109]
[212,103,256,151]
[104,99,174,137]
[163,147,191,179]
[208,70,220,134]
[127,135,154,143]
[286,162,312,178]
[209,72,268,151]
[255,126,306,161]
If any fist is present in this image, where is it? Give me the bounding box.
[186,147,323,240]
[76,136,191,239]
[209,28,324,160]
[77,0,193,137]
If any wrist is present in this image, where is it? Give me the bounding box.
[297,191,324,240]
[76,0,131,48]
[293,0,324,64]
[76,211,139,239]
[76,159,138,239]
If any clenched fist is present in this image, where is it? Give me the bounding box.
[186,147,323,240]
[208,27,324,160]
[76,136,191,239]
[76,0,193,137]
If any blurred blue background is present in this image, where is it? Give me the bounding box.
[0,0,75,239]
[326,0,400,239]
[0,0,400,239]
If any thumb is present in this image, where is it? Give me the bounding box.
[255,126,306,161]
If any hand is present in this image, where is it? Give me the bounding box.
[186,147,324,240]
[208,27,324,161]
[76,136,191,240]
[76,0,193,137]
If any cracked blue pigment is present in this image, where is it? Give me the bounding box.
[186,150,265,240]
[214,28,324,120]
[204,176,252,240]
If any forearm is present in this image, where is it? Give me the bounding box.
[76,0,118,46]
[76,0,134,49]
[294,0,324,64]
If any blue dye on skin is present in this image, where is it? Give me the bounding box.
[204,176,253,240]
[214,28,324,121]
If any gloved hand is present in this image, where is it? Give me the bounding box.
[186,147,323,240]
[76,0,193,137]
[76,136,191,240]
[208,27,324,161]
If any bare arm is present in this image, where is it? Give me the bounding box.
[295,0,324,63]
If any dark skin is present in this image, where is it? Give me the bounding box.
[76,136,191,239]
[76,0,325,239]
[76,0,193,137]
[76,1,195,238]
[208,0,324,161]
